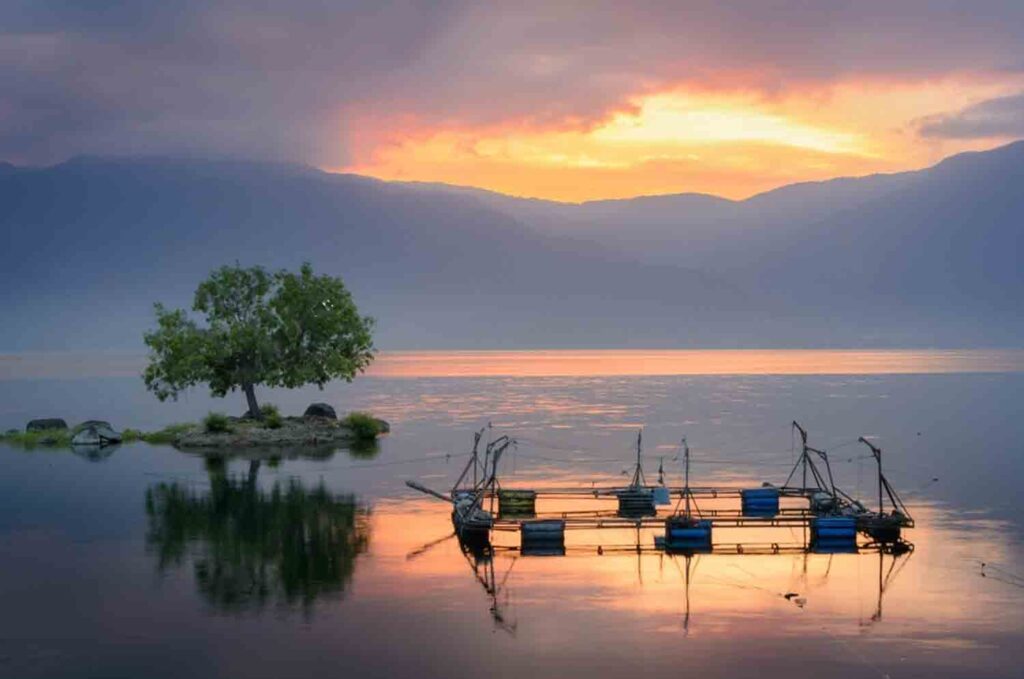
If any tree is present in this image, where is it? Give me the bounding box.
[143,263,374,418]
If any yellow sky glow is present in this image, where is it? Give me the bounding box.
[592,92,862,155]
[341,76,1024,201]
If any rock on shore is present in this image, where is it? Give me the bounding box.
[27,418,67,432]
[303,403,337,419]
[71,421,123,447]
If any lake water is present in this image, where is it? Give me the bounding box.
[1,350,1023,678]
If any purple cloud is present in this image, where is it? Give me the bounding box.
[2,1,1024,166]
[918,92,1024,139]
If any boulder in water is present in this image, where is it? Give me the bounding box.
[73,420,114,433]
[71,423,122,447]
[26,418,67,432]
[304,403,337,420]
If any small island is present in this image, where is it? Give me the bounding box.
[173,405,389,448]
[3,262,387,452]
[2,405,388,450]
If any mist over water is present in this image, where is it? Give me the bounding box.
[1,350,1023,678]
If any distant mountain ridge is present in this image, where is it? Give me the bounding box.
[1,142,1022,350]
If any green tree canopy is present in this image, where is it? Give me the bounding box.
[143,263,374,417]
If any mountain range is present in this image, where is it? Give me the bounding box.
[2,141,1022,351]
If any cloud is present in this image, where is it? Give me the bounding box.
[2,1,1024,167]
[0,1,464,165]
[917,91,1024,139]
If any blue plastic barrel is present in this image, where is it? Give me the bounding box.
[617,489,656,517]
[812,540,858,554]
[741,488,780,517]
[814,517,855,526]
[521,519,565,539]
[741,488,779,498]
[664,518,712,552]
[814,528,856,538]
[811,516,857,551]
[521,520,566,556]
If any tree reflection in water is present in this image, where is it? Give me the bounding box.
[145,458,370,614]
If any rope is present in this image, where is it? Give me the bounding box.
[977,560,1024,585]
[899,477,940,498]
[332,450,470,470]
[689,459,795,467]
[826,439,863,451]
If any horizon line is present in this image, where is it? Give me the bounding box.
[4,139,1023,206]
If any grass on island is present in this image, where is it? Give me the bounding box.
[123,423,195,444]
[1,423,198,448]
[341,411,383,441]
[0,429,75,447]
[261,404,283,429]
[199,405,282,433]
[202,412,232,433]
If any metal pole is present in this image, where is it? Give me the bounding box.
[794,422,809,491]
[877,549,884,621]
[635,429,642,488]
[684,554,691,634]
[859,437,884,514]
[406,480,452,503]
[473,429,481,487]
[684,437,691,518]
[812,447,838,505]
[629,429,647,488]
[878,446,883,515]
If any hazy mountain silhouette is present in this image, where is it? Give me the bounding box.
[2,143,1022,350]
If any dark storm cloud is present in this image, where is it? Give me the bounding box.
[918,92,1024,139]
[0,1,463,164]
[2,1,1024,165]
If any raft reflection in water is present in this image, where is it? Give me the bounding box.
[381,495,1024,647]
[406,523,914,636]
[145,458,371,614]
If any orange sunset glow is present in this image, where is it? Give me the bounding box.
[369,498,1018,636]
[344,77,1024,201]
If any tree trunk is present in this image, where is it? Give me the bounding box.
[243,382,262,419]
[247,459,261,487]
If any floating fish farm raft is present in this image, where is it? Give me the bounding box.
[407,421,915,557]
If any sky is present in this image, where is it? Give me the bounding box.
[3,1,1024,201]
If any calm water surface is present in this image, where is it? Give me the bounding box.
[1,350,1023,678]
